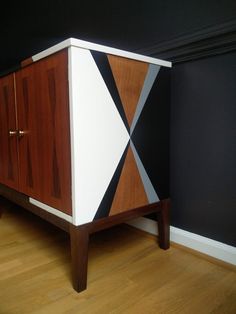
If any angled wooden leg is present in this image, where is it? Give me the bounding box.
[70,224,89,292]
[157,199,170,250]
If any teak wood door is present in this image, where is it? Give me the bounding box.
[15,64,41,199]
[34,50,72,214]
[0,74,19,190]
[0,50,72,215]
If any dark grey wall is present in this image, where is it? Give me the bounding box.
[1,0,236,73]
[171,52,236,246]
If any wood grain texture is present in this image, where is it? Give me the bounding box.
[15,65,41,199]
[0,206,235,314]
[15,50,72,215]
[89,201,163,234]
[34,50,72,215]
[1,50,71,215]
[70,224,89,292]
[107,54,148,127]
[0,73,19,190]
[109,146,148,215]
[157,199,170,249]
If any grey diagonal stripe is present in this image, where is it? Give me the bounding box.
[130,141,159,203]
[130,64,160,135]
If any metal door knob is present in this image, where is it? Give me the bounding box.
[9,130,17,137]
[18,130,27,138]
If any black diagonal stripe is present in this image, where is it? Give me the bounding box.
[93,143,129,220]
[91,50,129,132]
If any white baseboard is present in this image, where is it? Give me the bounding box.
[127,217,236,266]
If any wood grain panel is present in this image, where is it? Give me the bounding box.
[15,65,41,198]
[35,50,72,215]
[109,146,148,215]
[107,55,149,127]
[0,74,19,190]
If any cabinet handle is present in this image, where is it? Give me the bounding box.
[9,130,17,137]
[18,130,27,138]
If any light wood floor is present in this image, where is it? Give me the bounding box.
[0,206,235,314]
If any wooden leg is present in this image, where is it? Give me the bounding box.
[70,224,89,292]
[157,199,170,250]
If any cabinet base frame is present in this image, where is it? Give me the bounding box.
[0,183,170,293]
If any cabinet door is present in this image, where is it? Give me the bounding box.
[15,65,41,198]
[0,74,19,189]
[35,50,72,215]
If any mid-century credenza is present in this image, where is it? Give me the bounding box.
[0,38,172,292]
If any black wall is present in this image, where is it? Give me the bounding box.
[1,0,236,73]
[171,52,236,246]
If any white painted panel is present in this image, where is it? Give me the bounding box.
[32,38,172,68]
[68,47,78,226]
[69,47,130,226]
[29,198,73,223]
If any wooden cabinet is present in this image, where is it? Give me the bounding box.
[0,38,171,292]
[0,50,72,214]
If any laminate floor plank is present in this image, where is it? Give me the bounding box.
[0,206,235,314]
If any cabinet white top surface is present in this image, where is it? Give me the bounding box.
[32,38,172,68]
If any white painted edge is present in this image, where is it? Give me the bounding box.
[68,47,77,226]
[31,38,172,68]
[29,198,73,223]
[127,217,236,266]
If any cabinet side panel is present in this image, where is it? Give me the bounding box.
[69,49,170,226]
[69,47,130,226]
[0,74,19,190]
[107,55,149,127]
